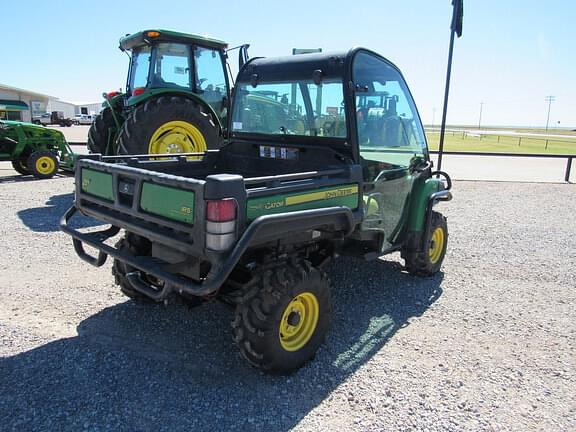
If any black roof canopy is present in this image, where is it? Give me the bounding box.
[237,50,352,84]
[236,48,404,87]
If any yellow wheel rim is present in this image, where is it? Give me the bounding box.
[429,227,445,264]
[36,156,56,175]
[279,292,319,352]
[148,120,206,159]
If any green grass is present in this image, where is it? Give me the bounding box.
[426,131,576,155]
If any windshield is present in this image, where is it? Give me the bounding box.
[353,52,427,167]
[231,80,346,138]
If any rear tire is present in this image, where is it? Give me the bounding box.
[232,260,331,374]
[88,108,123,154]
[27,151,59,179]
[403,211,448,276]
[112,235,156,303]
[117,95,221,156]
[11,158,30,175]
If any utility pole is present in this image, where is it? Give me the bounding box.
[478,102,484,130]
[545,95,555,132]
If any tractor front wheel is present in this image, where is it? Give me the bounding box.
[403,211,448,276]
[27,151,59,179]
[232,260,331,374]
[117,96,221,157]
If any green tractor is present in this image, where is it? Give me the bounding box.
[88,29,248,157]
[0,120,75,179]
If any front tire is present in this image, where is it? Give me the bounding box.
[232,260,331,374]
[117,95,221,157]
[403,211,448,276]
[27,151,59,179]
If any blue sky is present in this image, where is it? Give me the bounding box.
[2,0,574,127]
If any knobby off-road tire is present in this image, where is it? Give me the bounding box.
[112,235,156,303]
[232,260,331,374]
[87,108,123,154]
[27,151,59,179]
[116,95,221,156]
[403,210,448,276]
[11,158,30,175]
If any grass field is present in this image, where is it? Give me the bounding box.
[426,130,576,155]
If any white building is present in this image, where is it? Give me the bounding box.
[0,83,100,122]
[0,83,51,122]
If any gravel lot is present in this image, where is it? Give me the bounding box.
[0,164,574,431]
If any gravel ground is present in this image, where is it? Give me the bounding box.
[0,165,574,431]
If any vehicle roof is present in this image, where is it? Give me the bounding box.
[119,29,228,51]
[236,48,403,85]
[237,50,351,84]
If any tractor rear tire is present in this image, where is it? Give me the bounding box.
[116,95,221,156]
[27,151,59,179]
[88,108,122,154]
[232,260,331,374]
[112,235,156,303]
[11,159,30,175]
[403,211,448,276]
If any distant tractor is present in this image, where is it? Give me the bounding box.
[0,120,75,179]
[88,29,248,157]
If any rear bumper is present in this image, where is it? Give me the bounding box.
[61,204,357,300]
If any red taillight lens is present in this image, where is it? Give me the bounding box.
[107,91,120,98]
[132,87,145,97]
[206,199,236,222]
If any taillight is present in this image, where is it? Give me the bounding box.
[132,87,145,97]
[207,199,236,222]
[107,91,120,98]
[206,199,237,251]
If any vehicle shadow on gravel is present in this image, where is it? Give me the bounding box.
[17,192,104,232]
[0,172,71,184]
[0,256,443,431]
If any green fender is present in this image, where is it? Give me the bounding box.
[406,177,444,233]
[126,89,224,133]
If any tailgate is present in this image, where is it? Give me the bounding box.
[75,159,205,255]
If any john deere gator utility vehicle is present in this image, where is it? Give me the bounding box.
[63,48,452,374]
[0,120,75,179]
[88,29,248,157]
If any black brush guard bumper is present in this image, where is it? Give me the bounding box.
[61,205,357,300]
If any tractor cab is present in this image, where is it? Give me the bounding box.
[89,29,249,157]
[120,29,231,122]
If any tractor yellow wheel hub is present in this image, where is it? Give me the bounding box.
[148,121,206,158]
[279,292,319,352]
[429,227,445,264]
[36,156,56,175]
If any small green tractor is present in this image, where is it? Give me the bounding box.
[0,120,75,179]
[88,29,248,157]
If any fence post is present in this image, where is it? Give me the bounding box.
[518,137,521,146]
[545,140,549,150]
[497,135,500,143]
[565,157,573,182]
